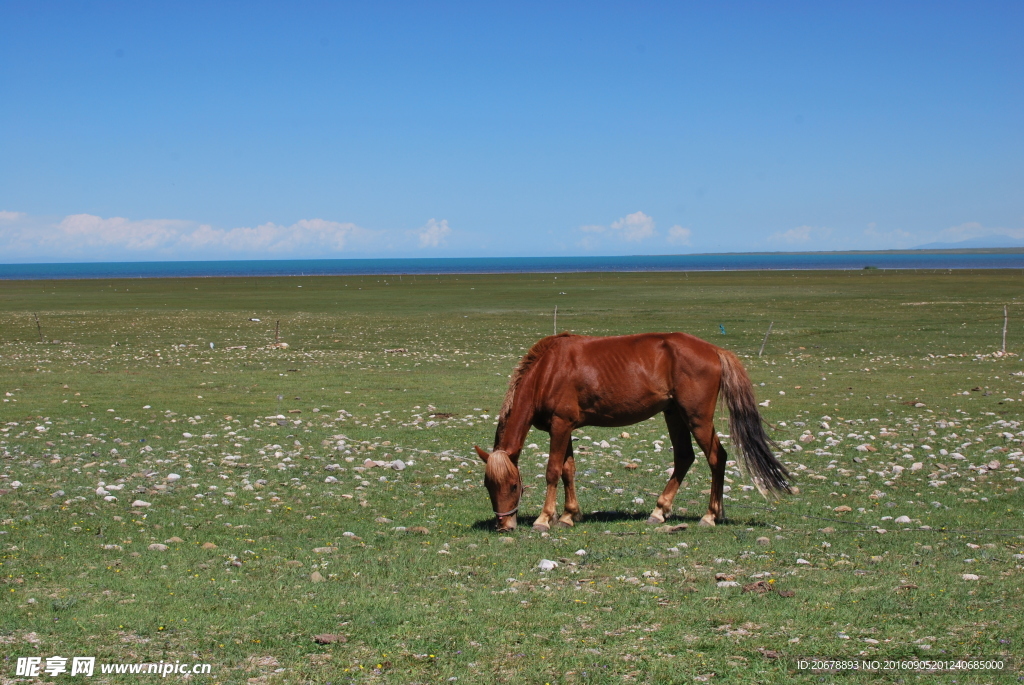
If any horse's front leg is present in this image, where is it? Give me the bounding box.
[534,420,573,532]
[557,437,581,528]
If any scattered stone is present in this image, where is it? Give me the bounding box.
[202,542,218,550]
[148,543,168,552]
[962,573,979,581]
[131,500,152,508]
[313,547,337,554]
[833,505,852,513]
[285,561,303,568]
[717,580,739,588]
[310,571,325,583]
[313,633,346,645]
[895,515,912,524]
[776,590,795,597]
[755,536,771,546]
[641,584,662,592]
[896,583,918,592]
[407,526,430,535]
[165,536,184,544]
[166,473,181,482]
[796,558,811,565]
[818,527,835,534]
[537,559,559,571]
[374,517,393,524]
[742,580,772,594]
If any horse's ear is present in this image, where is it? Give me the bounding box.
[474,445,489,463]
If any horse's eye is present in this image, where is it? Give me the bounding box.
[511,484,518,491]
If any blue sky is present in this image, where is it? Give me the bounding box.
[1,1,1022,261]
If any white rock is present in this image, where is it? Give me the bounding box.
[391,459,406,471]
[324,476,338,483]
[10,481,21,489]
[758,400,770,407]
[717,580,739,587]
[950,453,966,461]
[166,473,181,482]
[148,543,168,552]
[632,497,645,505]
[103,495,117,502]
[131,500,152,508]
[537,559,559,571]
[910,462,924,471]
[796,558,811,565]
[599,440,611,449]
[895,515,912,524]
[987,460,1000,470]
[96,487,109,496]
[182,432,193,438]
[962,573,979,581]
[574,549,587,556]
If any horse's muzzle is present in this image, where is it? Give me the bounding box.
[496,513,517,532]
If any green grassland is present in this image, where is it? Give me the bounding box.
[1,269,1023,684]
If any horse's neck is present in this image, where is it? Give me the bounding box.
[496,380,535,458]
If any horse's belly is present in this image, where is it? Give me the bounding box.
[579,397,671,428]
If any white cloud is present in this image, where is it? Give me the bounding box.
[609,211,655,242]
[577,212,656,248]
[414,218,451,248]
[931,221,1024,244]
[0,211,26,223]
[766,225,832,245]
[667,225,692,245]
[0,212,377,260]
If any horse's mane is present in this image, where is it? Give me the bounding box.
[494,333,571,446]
[484,449,517,484]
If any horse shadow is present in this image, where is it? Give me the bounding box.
[470,510,774,531]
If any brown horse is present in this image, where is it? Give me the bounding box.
[475,332,791,532]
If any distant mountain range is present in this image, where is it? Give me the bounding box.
[915,236,1024,249]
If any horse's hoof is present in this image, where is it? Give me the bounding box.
[646,515,665,525]
[533,522,550,532]
[555,519,574,529]
[699,515,716,527]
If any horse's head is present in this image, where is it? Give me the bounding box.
[475,446,521,532]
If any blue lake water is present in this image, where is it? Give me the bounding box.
[3,251,1024,280]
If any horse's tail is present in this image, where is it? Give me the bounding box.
[717,349,792,498]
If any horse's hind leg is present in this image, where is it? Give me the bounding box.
[557,438,581,527]
[648,405,697,524]
[692,422,728,526]
[534,419,573,532]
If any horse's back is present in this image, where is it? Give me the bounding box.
[528,332,723,426]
